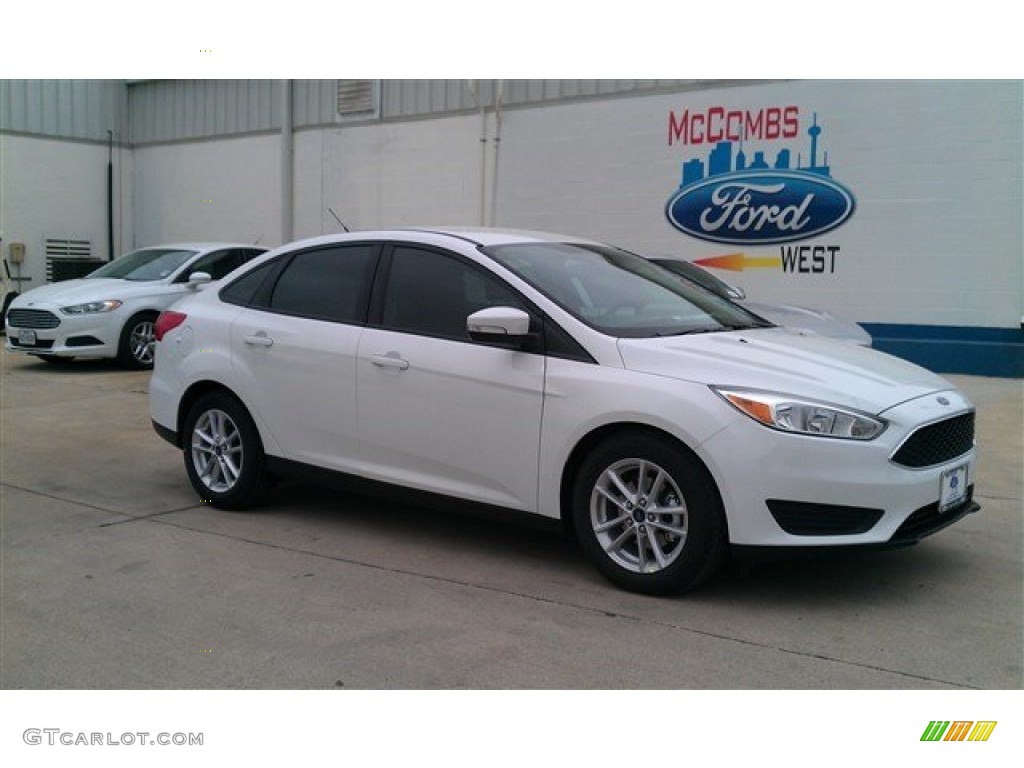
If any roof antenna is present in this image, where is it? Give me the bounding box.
[327,208,350,233]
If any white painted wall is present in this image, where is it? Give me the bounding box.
[493,80,1023,328]
[0,134,131,288]
[132,134,279,249]
[69,80,1023,332]
[291,80,1022,329]
[294,113,488,237]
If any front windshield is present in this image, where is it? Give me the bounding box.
[485,242,772,338]
[87,248,198,281]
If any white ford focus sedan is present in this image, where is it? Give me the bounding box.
[149,229,979,594]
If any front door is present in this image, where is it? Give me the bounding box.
[355,245,546,511]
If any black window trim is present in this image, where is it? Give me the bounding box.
[217,238,595,364]
[219,242,383,325]
[367,240,594,363]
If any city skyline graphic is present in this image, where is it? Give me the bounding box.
[678,113,833,189]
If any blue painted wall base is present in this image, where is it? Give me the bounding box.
[861,324,1024,378]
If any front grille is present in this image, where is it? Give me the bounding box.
[6,308,61,329]
[767,500,884,536]
[891,412,975,468]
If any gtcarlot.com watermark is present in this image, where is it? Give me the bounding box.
[23,728,203,747]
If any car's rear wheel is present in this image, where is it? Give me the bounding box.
[117,312,158,369]
[183,392,268,510]
[572,431,727,595]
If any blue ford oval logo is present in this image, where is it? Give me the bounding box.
[666,170,856,245]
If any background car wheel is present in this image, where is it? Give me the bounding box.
[572,431,727,595]
[183,391,268,510]
[117,312,158,369]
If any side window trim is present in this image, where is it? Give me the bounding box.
[367,242,563,354]
[173,249,226,283]
[259,243,380,325]
[369,242,527,340]
[218,255,287,307]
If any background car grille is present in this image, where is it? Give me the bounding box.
[891,412,975,468]
[6,309,61,329]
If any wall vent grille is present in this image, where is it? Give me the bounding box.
[337,80,378,119]
[44,238,94,282]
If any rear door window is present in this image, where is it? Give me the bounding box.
[267,245,376,324]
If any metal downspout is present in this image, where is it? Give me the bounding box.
[467,80,488,226]
[489,80,504,227]
[281,79,294,244]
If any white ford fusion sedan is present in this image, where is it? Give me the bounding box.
[149,229,979,594]
[4,243,266,369]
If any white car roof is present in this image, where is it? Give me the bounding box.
[256,228,603,256]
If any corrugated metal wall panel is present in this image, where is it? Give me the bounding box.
[377,79,700,118]
[0,79,126,142]
[500,79,700,106]
[379,80,491,117]
[121,79,709,143]
[129,80,280,144]
[3,79,706,145]
[293,80,339,125]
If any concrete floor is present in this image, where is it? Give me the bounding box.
[1,347,1021,690]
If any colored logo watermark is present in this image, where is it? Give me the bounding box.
[920,720,997,742]
[665,109,855,247]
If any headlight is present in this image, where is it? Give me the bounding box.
[712,387,886,440]
[60,300,123,315]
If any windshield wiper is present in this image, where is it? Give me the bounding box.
[655,321,775,337]
[654,327,727,337]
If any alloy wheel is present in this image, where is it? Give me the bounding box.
[589,457,688,574]
[190,408,244,493]
[129,320,156,366]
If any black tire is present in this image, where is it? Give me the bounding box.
[572,431,727,595]
[182,391,269,510]
[117,312,158,369]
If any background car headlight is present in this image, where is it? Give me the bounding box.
[712,387,886,440]
[60,300,123,315]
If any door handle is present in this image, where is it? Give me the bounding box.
[244,333,274,348]
[370,352,409,370]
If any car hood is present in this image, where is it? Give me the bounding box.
[11,278,158,307]
[617,327,950,414]
[743,301,873,345]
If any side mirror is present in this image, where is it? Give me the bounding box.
[467,307,537,349]
[186,271,212,290]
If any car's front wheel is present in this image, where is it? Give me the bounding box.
[573,431,727,595]
[182,392,268,510]
[117,312,158,369]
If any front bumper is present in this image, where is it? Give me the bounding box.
[5,306,120,359]
[701,389,978,548]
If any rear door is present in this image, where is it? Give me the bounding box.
[229,243,377,468]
